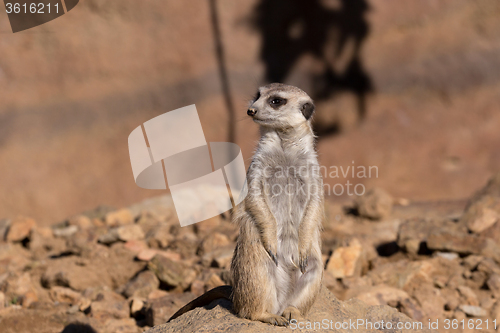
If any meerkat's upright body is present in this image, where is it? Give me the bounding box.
[231,83,324,326]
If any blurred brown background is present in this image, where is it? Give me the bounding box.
[1,0,499,226]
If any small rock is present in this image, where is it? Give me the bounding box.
[412,284,447,319]
[128,195,176,222]
[99,225,145,244]
[464,202,499,233]
[7,272,37,306]
[144,293,195,327]
[29,228,67,258]
[148,255,185,288]
[486,273,500,298]
[397,218,460,255]
[6,216,36,242]
[469,270,488,289]
[122,271,160,299]
[35,226,53,238]
[457,286,479,306]
[98,230,119,245]
[42,257,113,291]
[104,209,133,227]
[90,291,129,319]
[355,187,393,220]
[146,225,173,249]
[116,224,145,242]
[137,249,158,261]
[49,286,82,304]
[427,230,487,255]
[434,252,459,260]
[79,297,91,312]
[458,304,487,317]
[123,240,148,254]
[197,232,230,256]
[148,290,169,300]
[403,239,421,255]
[156,250,182,262]
[68,215,93,229]
[130,297,145,315]
[325,238,365,278]
[21,290,38,308]
[201,246,234,268]
[462,255,483,271]
[53,225,79,238]
[395,198,410,206]
[461,178,500,233]
[67,304,80,314]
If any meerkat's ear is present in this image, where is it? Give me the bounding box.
[301,102,315,120]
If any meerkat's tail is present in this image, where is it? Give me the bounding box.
[167,285,232,322]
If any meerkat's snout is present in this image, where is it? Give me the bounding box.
[247,107,257,116]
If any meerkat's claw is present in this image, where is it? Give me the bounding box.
[299,256,308,274]
[268,250,278,266]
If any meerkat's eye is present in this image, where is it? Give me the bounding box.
[269,97,287,108]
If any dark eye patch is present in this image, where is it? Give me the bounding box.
[268,96,287,108]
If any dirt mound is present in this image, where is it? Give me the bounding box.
[149,286,429,333]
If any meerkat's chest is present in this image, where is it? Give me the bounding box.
[260,150,313,224]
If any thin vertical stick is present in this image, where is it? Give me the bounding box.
[209,0,236,144]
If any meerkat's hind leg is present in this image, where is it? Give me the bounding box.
[252,312,289,326]
[282,306,303,322]
[289,255,323,315]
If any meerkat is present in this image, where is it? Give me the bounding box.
[169,83,324,326]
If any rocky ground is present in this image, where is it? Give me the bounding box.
[2,0,500,226]
[1,174,500,333]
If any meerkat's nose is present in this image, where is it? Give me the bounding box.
[247,108,257,116]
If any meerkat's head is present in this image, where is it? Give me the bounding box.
[247,83,315,129]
